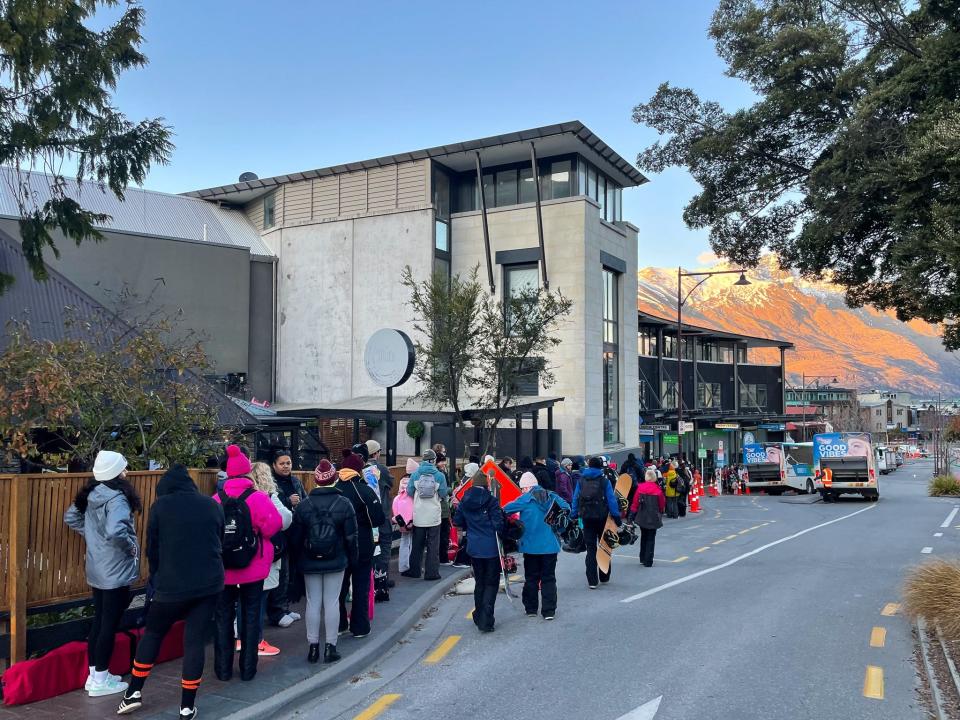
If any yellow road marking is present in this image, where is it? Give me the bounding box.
[672,556,689,563]
[863,665,884,700]
[712,539,727,545]
[881,603,900,617]
[870,627,887,648]
[466,609,473,619]
[695,546,710,553]
[354,694,402,720]
[424,635,461,665]
[725,534,738,540]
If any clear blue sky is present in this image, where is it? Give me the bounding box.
[113,0,754,268]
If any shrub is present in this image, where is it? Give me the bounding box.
[929,475,960,496]
[904,560,960,643]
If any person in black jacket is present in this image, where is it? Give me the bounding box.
[289,460,359,664]
[364,440,395,594]
[334,451,386,638]
[266,450,305,628]
[532,457,555,492]
[453,471,505,633]
[117,465,224,720]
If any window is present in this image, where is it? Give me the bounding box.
[519,167,537,204]
[504,263,539,333]
[602,268,620,445]
[496,168,518,206]
[698,382,722,409]
[736,345,748,363]
[663,334,676,359]
[638,327,659,356]
[639,379,649,411]
[433,166,452,253]
[740,384,767,409]
[433,256,450,280]
[578,160,587,196]
[603,268,618,345]
[588,167,597,201]
[598,175,607,218]
[545,159,571,200]
[661,380,678,410]
[263,193,276,229]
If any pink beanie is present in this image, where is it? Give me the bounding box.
[405,457,419,474]
[225,445,251,478]
[519,471,538,489]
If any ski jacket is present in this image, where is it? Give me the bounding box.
[664,469,679,497]
[213,478,283,585]
[289,486,359,574]
[407,462,448,528]
[65,484,139,590]
[554,469,574,504]
[335,469,386,562]
[629,481,666,530]
[264,493,293,591]
[392,484,414,531]
[503,488,570,554]
[452,486,504,559]
[273,470,306,512]
[570,468,621,521]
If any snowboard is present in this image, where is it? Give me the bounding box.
[596,473,633,577]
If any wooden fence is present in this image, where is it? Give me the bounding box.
[0,465,406,665]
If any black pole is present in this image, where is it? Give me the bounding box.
[547,406,554,457]
[532,410,540,458]
[475,151,495,294]
[386,386,395,466]
[515,414,522,460]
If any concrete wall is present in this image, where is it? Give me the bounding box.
[274,209,434,404]
[1,219,253,380]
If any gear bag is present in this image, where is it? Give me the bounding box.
[579,477,608,522]
[219,488,259,569]
[303,497,340,561]
[414,473,439,499]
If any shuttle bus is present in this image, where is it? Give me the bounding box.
[813,432,879,501]
[742,442,817,495]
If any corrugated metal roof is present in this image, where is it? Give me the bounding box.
[0,166,274,258]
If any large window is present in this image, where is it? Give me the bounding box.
[698,341,734,363]
[740,383,767,409]
[661,380,678,410]
[504,263,539,334]
[433,166,452,273]
[602,268,620,444]
[698,382,722,409]
[263,193,276,229]
[639,379,649,411]
[638,327,659,356]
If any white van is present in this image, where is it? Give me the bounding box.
[742,442,817,495]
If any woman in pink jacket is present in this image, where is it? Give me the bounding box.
[213,446,282,682]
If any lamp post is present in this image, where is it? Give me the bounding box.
[796,374,838,441]
[677,267,751,458]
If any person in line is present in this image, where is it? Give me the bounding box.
[570,456,621,588]
[289,460,359,664]
[627,467,666,568]
[266,450,305,629]
[64,450,141,698]
[532,456,555,491]
[554,458,575,504]
[503,472,570,620]
[334,451,385,637]
[450,461,479,568]
[213,445,282,683]
[365,440,396,591]
[664,461,680,519]
[498,456,515,479]
[402,449,448,581]
[436,453,453,566]
[453,470,504,633]
[244,462,293,657]
[545,453,561,479]
[676,462,691,518]
[117,465,224,719]
[393,458,418,573]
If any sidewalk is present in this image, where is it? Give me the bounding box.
[0,560,469,720]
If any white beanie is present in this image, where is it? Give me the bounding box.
[483,455,495,464]
[463,462,480,479]
[519,471,538,490]
[405,457,420,474]
[93,450,127,482]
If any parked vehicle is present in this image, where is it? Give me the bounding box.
[875,446,897,474]
[742,442,817,495]
[813,432,879,501]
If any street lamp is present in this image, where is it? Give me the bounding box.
[676,267,751,458]
[797,374,837,440]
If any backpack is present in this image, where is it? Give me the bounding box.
[579,477,609,522]
[303,497,341,561]
[636,492,663,530]
[219,488,259,569]
[415,472,439,499]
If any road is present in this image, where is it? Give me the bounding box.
[283,459,953,720]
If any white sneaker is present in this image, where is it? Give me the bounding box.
[287,612,301,622]
[86,672,121,692]
[277,614,295,628]
[88,676,128,697]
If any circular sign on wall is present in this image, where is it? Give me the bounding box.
[364,329,415,388]
[743,432,756,446]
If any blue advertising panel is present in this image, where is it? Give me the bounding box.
[742,443,769,465]
[813,432,872,462]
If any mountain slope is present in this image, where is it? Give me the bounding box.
[638,256,960,394]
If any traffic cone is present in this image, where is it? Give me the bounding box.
[734,479,741,495]
[689,487,701,513]
[744,482,751,495]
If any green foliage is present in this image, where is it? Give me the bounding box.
[929,475,960,496]
[405,420,425,440]
[633,0,960,347]
[944,417,960,443]
[0,305,221,470]
[0,0,173,291]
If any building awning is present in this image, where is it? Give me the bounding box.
[271,395,564,424]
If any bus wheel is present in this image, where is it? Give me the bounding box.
[805,480,815,495]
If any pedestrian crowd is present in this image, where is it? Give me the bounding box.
[64,444,699,718]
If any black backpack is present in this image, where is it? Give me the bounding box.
[636,492,664,530]
[303,497,340,561]
[579,476,609,522]
[219,488,259,569]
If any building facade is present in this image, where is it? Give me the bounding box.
[785,386,862,432]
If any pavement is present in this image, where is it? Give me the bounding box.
[0,558,469,720]
[280,459,950,720]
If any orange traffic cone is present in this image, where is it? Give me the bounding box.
[734,479,741,495]
[744,481,751,495]
[689,488,701,513]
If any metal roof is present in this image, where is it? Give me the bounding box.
[185,121,648,204]
[0,166,274,258]
[638,310,795,349]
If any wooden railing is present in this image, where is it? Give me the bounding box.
[0,465,407,665]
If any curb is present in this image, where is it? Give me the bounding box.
[223,568,471,720]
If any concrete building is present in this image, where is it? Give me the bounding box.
[186,121,648,456]
[859,398,913,434]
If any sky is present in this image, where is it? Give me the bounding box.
[110,0,756,268]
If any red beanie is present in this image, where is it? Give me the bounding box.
[340,449,364,473]
[225,445,251,478]
[315,459,337,486]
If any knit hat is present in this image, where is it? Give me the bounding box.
[365,439,381,456]
[92,450,127,482]
[422,449,437,463]
[519,471,538,489]
[588,456,604,469]
[340,450,365,473]
[315,459,337,486]
[560,457,573,468]
[405,457,420,474]
[463,462,480,479]
[225,445,251,478]
[351,442,370,461]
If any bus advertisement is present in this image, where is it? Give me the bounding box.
[813,432,879,501]
[742,442,817,495]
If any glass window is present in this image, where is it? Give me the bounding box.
[578,160,587,196]
[603,268,618,345]
[603,351,619,444]
[482,173,495,208]
[615,186,622,221]
[598,175,607,217]
[639,379,648,411]
[638,327,659,356]
[548,160,571,200]
[661,380,678,410]
[433,168,450,220]
[698,382,721,409]
[433,255,450,280]
[496,168,518,207]
[520,166,537,204]
[455,175,477,212]
[663,334,676,359]
[504,263,539,333]
[588,167,597,202]
[263,193,276,229]
[435,221,449,252]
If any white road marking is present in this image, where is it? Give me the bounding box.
[942,508,959,528]
[615,696,662,719]
[935,533,944,537]
[922,547,933,554]
[621,505,876,604]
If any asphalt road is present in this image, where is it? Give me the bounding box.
[283,459,953,720]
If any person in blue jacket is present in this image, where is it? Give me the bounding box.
[503,472,570,620]
[571,456,622,587]
[452,470,504,633]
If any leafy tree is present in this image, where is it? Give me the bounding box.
[633,0,960,347]
[0,0,173,292]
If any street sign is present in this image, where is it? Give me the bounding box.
[364,329,415,387]
[759,423,786,431]
[697,448,707,459]
[716,422,740,429]
[641,424,672,432]
[454,459,521,507]
[679,421,695,434]
[718,440,724,450]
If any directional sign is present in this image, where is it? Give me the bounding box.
[679,421,695,434]
[453,459,522,507]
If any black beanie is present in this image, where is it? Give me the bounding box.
[588,457,604,469]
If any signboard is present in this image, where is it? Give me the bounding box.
[743,443,779,466]
[743,432,756,446]
[453,459,521,508]
[759,423,786,431]
[716,422,740,430]
[364,329,415,388]
[718,440,724,450]
[716,448,727,467]
[697,448,707,459]
[813,432,872,463]
[641,423,672,432]
[679,421,695,434]
[662,433,679,447]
